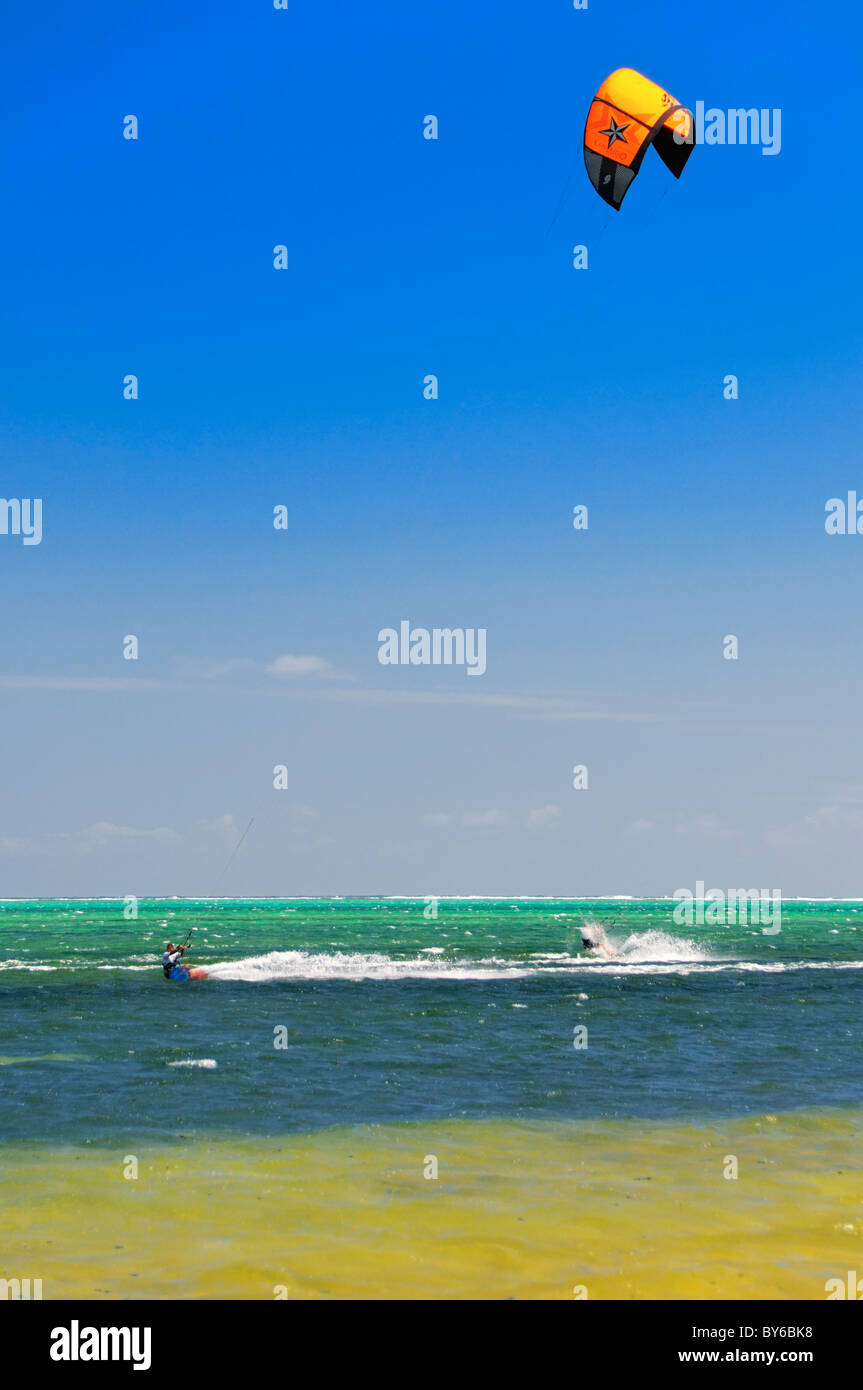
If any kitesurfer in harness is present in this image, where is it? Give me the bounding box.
[161,941,191,981]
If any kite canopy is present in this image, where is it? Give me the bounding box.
[584,67,694,210]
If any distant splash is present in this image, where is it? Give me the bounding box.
[578,919,709,963]
[167,1059,217,1069]
[614,928,710,963]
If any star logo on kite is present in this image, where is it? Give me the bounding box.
[600,117,630,148]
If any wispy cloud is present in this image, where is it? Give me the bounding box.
[0,676,166,691]
[673,813,742,841]
[265,654,336,678]
[0,667,666,726]
[0,834,41,855]
[424,805,561,831]
[186,658,258,680]
[525,804,561,828]
[1,815,236,859]
[177,653,340,681]
[829,785,863,805]
[0,654,344,691]
[61,821,183,852]
[0,820,183,857]
[767,803,863,847]
[618,813,737,840]
[314,688,666,721]
[0,810,323,860]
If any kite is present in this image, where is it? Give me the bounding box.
[584,68,695,210]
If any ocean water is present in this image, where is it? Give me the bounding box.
[2,897,862,1144]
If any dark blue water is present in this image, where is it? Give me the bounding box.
[2,894,861,1141]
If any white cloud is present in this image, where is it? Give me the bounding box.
[462,809,513,828]
[767,804,863,847]
[424,806,560,831]
[0,654,341,691]
[525,804,561,829]
[265,654,335,679]
[0,823,184,857]
[673,813,741,841]
[189,658,258,680]
[314,687,667,720]
[192,813,243,845]
[0,835,41,856]
[0,676,163,691]
[63,822,182,852]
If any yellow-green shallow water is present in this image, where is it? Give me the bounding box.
[3,1109,862,1300]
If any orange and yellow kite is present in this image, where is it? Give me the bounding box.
[584,68,695,209]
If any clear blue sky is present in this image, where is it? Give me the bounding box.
[1,0,862,896]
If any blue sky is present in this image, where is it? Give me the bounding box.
[1,0,862,896]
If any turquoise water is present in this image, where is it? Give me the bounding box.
[1,897,862,1143]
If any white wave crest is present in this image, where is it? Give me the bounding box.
[205,950,535,982]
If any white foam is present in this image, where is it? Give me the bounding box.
[0,961,57,971]
[167,1059,217,1069]
[614,928,709,963]
[205,950,536,982]
[203,948,863,983]
[5,946,862,982]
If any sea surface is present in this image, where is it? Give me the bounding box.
[2,898,862,1298]
[1,896,861,1143]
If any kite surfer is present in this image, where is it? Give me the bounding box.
[161,932,207,982]
[580,921,616,958]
